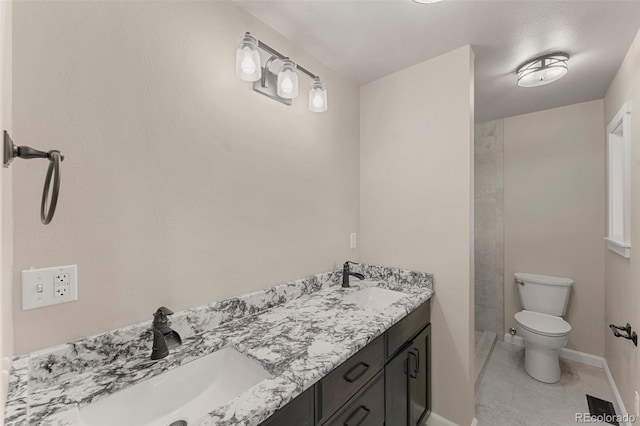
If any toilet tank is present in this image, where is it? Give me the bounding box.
[515,272,573,316]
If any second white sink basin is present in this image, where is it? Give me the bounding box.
[78,347,271,426]
[342,287,407,310]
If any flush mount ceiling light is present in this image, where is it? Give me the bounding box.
[413,0,443,3]
[517,53,569,88]
[235,32,328,112]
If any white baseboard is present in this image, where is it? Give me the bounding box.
[426,412,464,426]
[503,333,524,346]
[425,413,478,426]
[603,359,631,426]
[503,333,604,367]
[559,347,604,368]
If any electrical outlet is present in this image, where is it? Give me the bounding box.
[54,283,69,298]
[22,265,78,310]
[635,390,639,417]
[350,232,357,249]
[54,273,69,285]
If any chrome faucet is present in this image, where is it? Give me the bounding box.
[342,261,365,288]
[150,306,182,360]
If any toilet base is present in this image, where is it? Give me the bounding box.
[523,345,561,383]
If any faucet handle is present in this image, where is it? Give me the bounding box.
[153,306,174,324]
[155,306,174,316]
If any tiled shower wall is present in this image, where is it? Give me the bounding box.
[474,119,504,337]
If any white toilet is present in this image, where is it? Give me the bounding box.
[514,272,573,383]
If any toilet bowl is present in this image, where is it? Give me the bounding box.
[514,272,573,383]
[515,310,571,383]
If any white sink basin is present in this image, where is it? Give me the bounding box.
[78,347,271,426]
[342,287,407,310]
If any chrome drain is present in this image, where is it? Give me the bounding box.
[168,421,188,426]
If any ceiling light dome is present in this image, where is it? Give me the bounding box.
[517,53,569,88]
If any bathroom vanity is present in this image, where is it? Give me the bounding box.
[4,264,433,426]
[260,301,431,426]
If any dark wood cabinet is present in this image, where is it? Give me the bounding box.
[318,336,384,423]
[259,387,314,426]
[323,371,384,426]
[259,300,431,426]
[385,323,431,426]
[409,324,431,425]
[384,343,413,426]
[386,301,431,360]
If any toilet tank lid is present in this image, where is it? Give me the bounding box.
[514,272,573,287]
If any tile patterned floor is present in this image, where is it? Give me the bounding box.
[476,342,616,426]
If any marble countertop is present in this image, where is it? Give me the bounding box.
[5,264,433,426]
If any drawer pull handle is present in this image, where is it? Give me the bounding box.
[408,350,418,379]
[343,362,370,383]
[344,405,370,426]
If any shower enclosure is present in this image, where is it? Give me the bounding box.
[474,119,505,384]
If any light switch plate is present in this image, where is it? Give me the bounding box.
[22,264,78,310]
[350,233,357,249]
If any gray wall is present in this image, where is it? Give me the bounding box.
[474,119,504,338]
[360,46,475,426]
[504,99,605,357]
[12,1,360,354]
[604,27,640,414]
[0,0,12,412]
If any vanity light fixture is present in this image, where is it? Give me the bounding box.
[236,33,261,82]
[309,77,327,112]
[309,77,328,112]
[277,59,299,99]
[235,32,328,112]
[517,53,569,88]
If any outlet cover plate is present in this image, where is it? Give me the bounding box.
[22,264,78,310]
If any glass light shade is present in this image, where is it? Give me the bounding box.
[517,53,569,88]
[309,78,328,112]
[236,33,261,82]
[277,59,299,99]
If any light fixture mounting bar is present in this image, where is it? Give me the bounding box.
[257,40,318,80]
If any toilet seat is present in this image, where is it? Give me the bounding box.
[515,310,571,337]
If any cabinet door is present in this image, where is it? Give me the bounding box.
[384,344,412,426]
[408,324,431,425]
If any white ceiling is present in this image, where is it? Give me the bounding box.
[236,0,640,122]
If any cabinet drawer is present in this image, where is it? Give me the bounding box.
[319,336,384,421]
[323,371,384,426]
[259,387,314,426]
[386,300,430,359]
